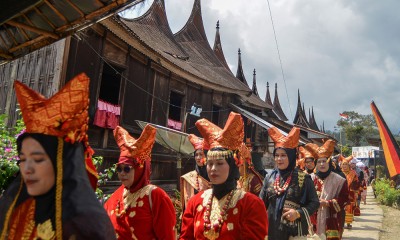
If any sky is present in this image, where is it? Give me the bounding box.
[126,0,400,133]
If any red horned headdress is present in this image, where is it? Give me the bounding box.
[14,73,98,189]
[195,112,244,165]
[304,139,336,159]
[113,124,156,166]
[268,127,300,149]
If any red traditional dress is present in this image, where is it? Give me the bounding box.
[311,173,349,239]
[237,169,263,196]
[104,184,176,240]
[105,125,176,240]
[342,169,359,224]
[179,189,268,240]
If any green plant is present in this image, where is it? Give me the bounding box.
[92,155,116,203]
[0,114,25,195]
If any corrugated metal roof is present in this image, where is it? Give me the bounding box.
[0,0,143,63]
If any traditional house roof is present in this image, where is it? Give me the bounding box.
[101,0,271,109]
[308,107,320,131]
[213,21,230,71]
[0,0,143,63]
[235,48,249,87]
[273,83,288,121]
[252,69,259,96]
[293,89,310,128]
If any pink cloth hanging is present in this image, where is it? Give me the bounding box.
[167,119,182,130]
[93,99,120,129]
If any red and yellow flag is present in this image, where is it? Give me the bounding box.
[370,101,400,177]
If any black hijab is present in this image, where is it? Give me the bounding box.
[208,148,239,200]
[273,147,297,222]
[0,133,116,239]
[315,158,333,180]
[274,147,297,178]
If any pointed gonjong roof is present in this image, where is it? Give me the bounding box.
[265,82,273,106]
[252,69,259,96]
[213,20,231,71]
[308,107,320,131]
[235,48,249,87]
[293,89,311,128]
[273,83,288,121]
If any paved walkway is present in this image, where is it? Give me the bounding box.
[342,186,383,240]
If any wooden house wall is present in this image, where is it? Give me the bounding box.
[0,39,65,127]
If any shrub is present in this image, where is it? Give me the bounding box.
[0,114,25,195]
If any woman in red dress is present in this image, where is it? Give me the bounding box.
[180,112,268,239]
[340,155,359,229]
[104,125,176,240]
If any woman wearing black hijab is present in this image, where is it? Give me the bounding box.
[0,74,115,239]
[180,112,268,239]
[306,140,349,239]
[260,127,319,240]
[180,134,211,211]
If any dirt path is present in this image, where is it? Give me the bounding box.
[379,204,400,240]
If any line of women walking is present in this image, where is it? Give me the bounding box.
[0,73,356,240]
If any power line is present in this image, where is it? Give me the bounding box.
[266,0,293,120]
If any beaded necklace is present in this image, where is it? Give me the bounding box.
[273,172,293,195]
[203,189,235,240]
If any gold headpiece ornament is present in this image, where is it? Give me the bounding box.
[195,112,244,165]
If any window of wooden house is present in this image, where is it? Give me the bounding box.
[212,105,220,125]
[168,91,183,130]
[92,63,123,130]
[99,63,122,105]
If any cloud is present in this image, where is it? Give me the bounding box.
[162,0,400,134]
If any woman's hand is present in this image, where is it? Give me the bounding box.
[282,208,300,222]
[319,199,329,208]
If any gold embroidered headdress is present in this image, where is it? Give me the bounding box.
[304,139,336,160]
[188,134,210,151]
[268,127,300,149]
[195,112,244,164]
[113,124,156,166]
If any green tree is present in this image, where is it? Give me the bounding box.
[336,111,379,146]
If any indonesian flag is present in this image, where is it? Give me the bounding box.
[339,113,349,119]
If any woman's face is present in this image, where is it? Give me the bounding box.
[274,148,289,170]
[117,164,135,188]
[341,162,350,171]
[305,158,315,170]
[195,150,205,166]
[19,137,55,196]
[206,157,230,185]
[316,158,329,172]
